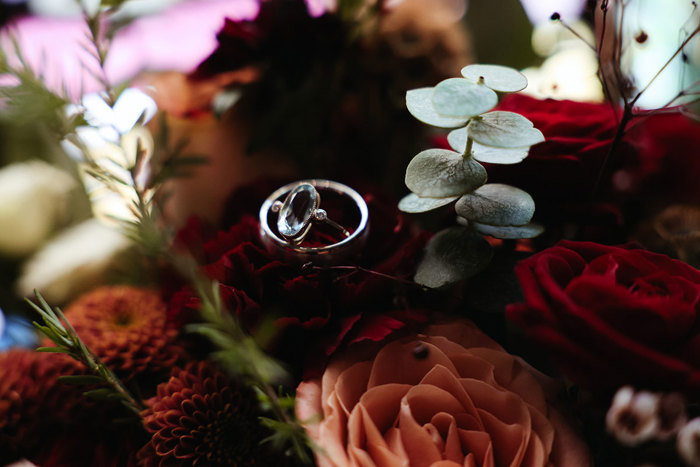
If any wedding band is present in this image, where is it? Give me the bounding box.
[259,180,370,264]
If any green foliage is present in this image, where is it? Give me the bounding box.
[455,183,535,227]
[183,272,314,463]
[0,38,80,139]
[405,148,487,198]
[467,111,545,148]
[26,290,144,417]
[432,78,498,118]
[402,63,545,287]
[414,227,493,289]
[461,64,528,93]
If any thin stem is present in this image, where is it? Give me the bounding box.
[463,136,474,159]
[557,18,597,52]
[591,104,633,199]
[630,24,700,106]
[596,1,621,123]
[309,265,426,289]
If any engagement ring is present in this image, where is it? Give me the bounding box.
[259,180,369,264]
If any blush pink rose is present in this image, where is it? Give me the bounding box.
[297,321,590,467]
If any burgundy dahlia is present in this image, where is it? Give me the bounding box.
[138,361,284,466]
[0,350,84,463]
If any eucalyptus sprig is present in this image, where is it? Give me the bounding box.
[400,64,545,287]
[26,290,144,418]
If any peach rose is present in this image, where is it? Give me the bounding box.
[297,322,590,467]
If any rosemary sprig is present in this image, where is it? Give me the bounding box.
[26,290,144,417]
[181,267,315,463]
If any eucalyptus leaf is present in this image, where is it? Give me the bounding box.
[456,184,535,226]
[406,88,469,128]
[461,64,528,93]
[398,193,458,213]
[432,78,498,118]
[405,149,487,197]
[414,227,493,288]
[468,111,545,148]
[472,221,544,239]
[447,128,529,164]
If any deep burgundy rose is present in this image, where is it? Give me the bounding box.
[507,241,700,396]
[492,94,625,205]
[172,182,431,361]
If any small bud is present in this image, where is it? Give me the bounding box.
[607,386,688,446]
[550,12,561,21]
[413,342,429,360]
[635,31,648,44]
[606,386,660,446]
[677,418,700,466]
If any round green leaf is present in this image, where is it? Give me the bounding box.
[447,128,529,164]
[472,221,544,239]
[406,88,469,128]
[468,111,545,148]
[455,184,535,226]
[398,193,458,213]
[432,78,498,118]
[405,149,487,197]
[415,226,493,288]
[461,64,528,93]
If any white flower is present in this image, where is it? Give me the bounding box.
[678,418,700,467]
[606,386,687,447]
[64,88,157,226]
[17,218,132,304]
[521,20,603,102]
[606,386,661,446]
[0,161,76,257]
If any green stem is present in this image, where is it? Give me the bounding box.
[463,137,474,159]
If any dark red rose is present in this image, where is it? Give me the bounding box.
[507,240,700,396]
[172,182,431,362]
[193,0,344,80]
[493,94,624,204]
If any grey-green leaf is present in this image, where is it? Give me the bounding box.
[472,222,544,239]
[405,149,487,197]
[447,128,529,164]
[456,184,535,226]
[468,111,545,148]
[414,227,493,288]
[432,78,498,118]
[406,88,469,128]
[461,64,528,93]
[398,193,458,213]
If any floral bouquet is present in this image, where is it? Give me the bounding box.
[0,0,699,466]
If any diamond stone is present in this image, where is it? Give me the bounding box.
[277,183,319,240]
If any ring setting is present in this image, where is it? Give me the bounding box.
[259,180,369,263]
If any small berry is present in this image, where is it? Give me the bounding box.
[635,31,648,44]
[550,12,561,21]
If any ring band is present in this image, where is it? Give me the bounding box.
[259,180,370,264]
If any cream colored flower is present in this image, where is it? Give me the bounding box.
[521,21,603,102]
[17,218,131,304]
[606,386,686,446]
[0,161,76,257]
[678,418,700,467]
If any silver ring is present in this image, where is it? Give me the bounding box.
[259,180,370,264]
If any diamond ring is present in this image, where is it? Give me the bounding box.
[259,180,370,264]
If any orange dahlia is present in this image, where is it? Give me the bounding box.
[138,362,283,466]
[0,350,84,463]
[63,286,182,381]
